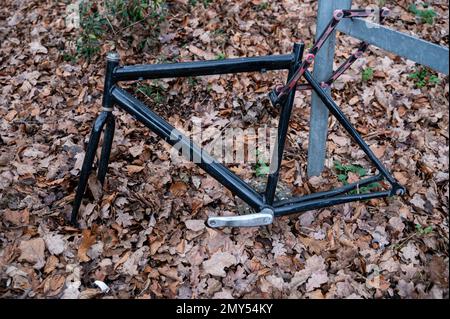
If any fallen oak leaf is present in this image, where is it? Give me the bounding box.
[79,288,102,299]
[185,219,205,232]
[18,238,46,269]
[429,256,448,287]
[88,175,103,200]
[44,233,66,256]
[126,165,145,174]
[30,41,48,54]
[129,142,144,157]
[170,181,188,196]
[188,45,215,60]
[400,242,420,264]
[61,281,81,299]
[329,133,349,147]
[211,84,225,94]
[2,209,29,226]
[116,212,134,227]
[393,171,408,185]
[203,251,237,277]
[149,236,164,255]
[397,279,416,298]
[5,110,17,121]
[305,271,329,292]
[366,275,390,291]
[113,251,131,270]
[44,255,59,274]
[410,194,425,210]
[347,171,360,184]
[158,266,181,281]
[77,229,96,262]
[370,144,386,158]
[389,216,405,233]
[43,274,65,297]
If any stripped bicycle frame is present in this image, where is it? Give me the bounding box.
[71,8,405,227]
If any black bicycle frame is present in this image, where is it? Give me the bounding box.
[70,9,405,227]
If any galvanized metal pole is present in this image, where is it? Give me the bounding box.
[307,0,352,177]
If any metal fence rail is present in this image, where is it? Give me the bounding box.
[337,18,449,75]
[307,0,449,177]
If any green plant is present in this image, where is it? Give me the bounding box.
[62,52,77,62]
[334,161,367,180]
[188,0,212,7]
[362,67,374,82]
[136,82,165,104]
[187,77,198,87]
[255,150,270,177]
[408,67,440,88]
[256,2,270,10]
[75,0,166,60]
[216,52,226,60]
[393,223,434,250]
[76,1,108,59]
[212,29,225,36]
[415,224,433,235]
[333,161,380,194]
[107,0,164,24]
[409,4,437,24]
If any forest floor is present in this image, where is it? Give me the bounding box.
[0,0,448,299]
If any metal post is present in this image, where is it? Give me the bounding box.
[307,0,352,177]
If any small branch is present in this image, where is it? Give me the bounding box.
[118,14,152,33]
[394,232,417,250]
[105,15,117,36]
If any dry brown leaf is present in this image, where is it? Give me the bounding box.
[330,134,349,147]
[393,171,408,185]
[203,252,237,277]
[44,233,66,256]
[389,216,405,233]
[30,41,48,54]
[366,275,390,291]
[349,96,359,105]
[211,84,225,94]
[87,175,103,201]
[188,45,215,60]
[2,209,29,226]
[370,144,386,158]
[5,110,17,121]
[126,165,145,174]
[158,266,181,281]
[77,229,96,262]
[44,255,59,274]
[170,181,188,196]
[18,238,46,269]
[44,274,65,297]
[129,143,144,157]
[347,172,360,184]
[79,288,101,299]
[185,219,205,232]
[429,256,448,287]
[306,271,328,292]
[150,238,164,255]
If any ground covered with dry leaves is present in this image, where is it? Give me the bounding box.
[0,0,448,299]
